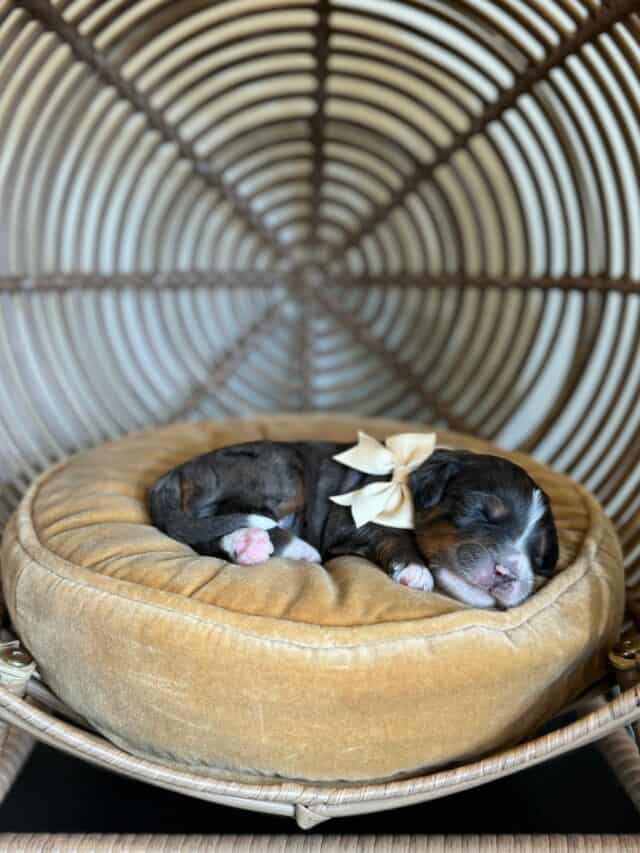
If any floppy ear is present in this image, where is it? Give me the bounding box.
[530,488,560,577]
[408,449,474,511]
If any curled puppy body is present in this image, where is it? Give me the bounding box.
[149,442,558,609]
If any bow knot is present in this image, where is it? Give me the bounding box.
[330,431,437,529]
[392,464,410,484]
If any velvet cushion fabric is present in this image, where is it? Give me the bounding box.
[0,415,625,783]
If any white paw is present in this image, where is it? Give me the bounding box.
[220,528,274,565]
[279,537,322,563]
[392,562,434,591]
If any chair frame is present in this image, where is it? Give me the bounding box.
[2,0,640,845]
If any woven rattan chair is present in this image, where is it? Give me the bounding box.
[1,0,640,848]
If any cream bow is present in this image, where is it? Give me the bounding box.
[330,431,437,529]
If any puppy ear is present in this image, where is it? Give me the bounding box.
[409,449,473,511]
[531,488,559,576]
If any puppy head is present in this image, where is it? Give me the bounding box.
[410,449,558,609]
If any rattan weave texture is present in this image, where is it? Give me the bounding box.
[1,1,640,594]
[0,833,639,852]
[1,0,640,832]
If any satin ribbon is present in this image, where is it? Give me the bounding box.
[330,431,437,529]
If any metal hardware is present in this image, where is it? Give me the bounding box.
[610,633,640,672]
[0,646,33,670]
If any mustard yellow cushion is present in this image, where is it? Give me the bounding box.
[0,415,625,784]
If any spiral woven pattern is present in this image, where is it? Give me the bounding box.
[1,0,640,588]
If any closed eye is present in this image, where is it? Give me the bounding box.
[449,496,510,528]
[445,493,513,528]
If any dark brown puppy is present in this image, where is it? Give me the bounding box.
[149,441,558,609]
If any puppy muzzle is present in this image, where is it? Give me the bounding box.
[452,542,535,608]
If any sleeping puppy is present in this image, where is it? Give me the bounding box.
[149,441,559,609]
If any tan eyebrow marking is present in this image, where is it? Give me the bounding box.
[485,495,510,522]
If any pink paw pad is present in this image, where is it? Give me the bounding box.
[221,528,274,565]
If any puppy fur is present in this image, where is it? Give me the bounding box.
[149,442,559,609]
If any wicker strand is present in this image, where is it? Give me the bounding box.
[0,678,638,826]
[0,834,639,852]
[0,726,34,808]
[325,0,640,263]
[596,725,640,814]
[15,0,290,260]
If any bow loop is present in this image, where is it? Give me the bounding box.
[331,431,396,476]
[330,431,437,528]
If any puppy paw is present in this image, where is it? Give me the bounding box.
[391,562,434,591]
[220,528,274,565]
[279,537,322,563]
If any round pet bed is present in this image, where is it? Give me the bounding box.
[0,415,624,785]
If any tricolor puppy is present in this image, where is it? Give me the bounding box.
[149,438,558,609]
